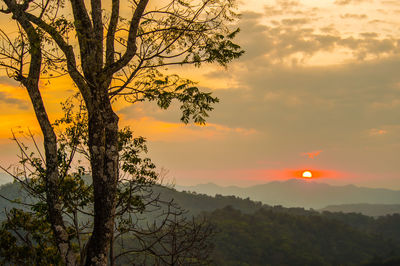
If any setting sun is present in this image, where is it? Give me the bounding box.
[302,171,313,178]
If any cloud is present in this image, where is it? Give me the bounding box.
[334,0,373,5]
[301,150,323,159]
[366,125,400,137]
[371,98,400,109]
[0,91,28,110]
[115,0,400,188]
[267,26,397,63]
[263,1,300,16]
[368,128,387,136]
[281,18,313,26]
[118,116,258,142]
[0,76,19,86]
[233,2,400,66]
[233,12,273,60]
[277,0,300,8]
[197,55,400,178]
[340,13,368,19]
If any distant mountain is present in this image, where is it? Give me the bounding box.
[0,173,12,186]
[3,178,400,214]
[320,203,400,217]
[0,181,32,220]
[176,179,400,209]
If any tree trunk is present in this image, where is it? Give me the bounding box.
[84,92,119,266]
[25,81,77,265]
[3,0,78,262]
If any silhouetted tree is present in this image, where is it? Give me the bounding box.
[0,0,243,264]
[0,96,214,265]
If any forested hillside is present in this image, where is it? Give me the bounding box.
[208,207,400,265]
[2,181,400,265]
[147,186,400,265]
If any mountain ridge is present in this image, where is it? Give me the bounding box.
[320,203,400,217]
[176,179,400,209]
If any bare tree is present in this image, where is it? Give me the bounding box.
[0,0,243,264]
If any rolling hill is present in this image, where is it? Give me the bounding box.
[176,179,400,209]
[2,180,400,265]
[320,203,400,217]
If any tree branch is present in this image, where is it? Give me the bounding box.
[105,0,120,67]
[104,0,148,76]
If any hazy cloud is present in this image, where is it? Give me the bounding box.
[301,150,323,159]
[276,0,300,8]
[281,18,314,26]
[0,91,28,110]
[369,128,388,136]
[119,0,400,188]
[334,0,373,5]
[226,7,397,71]
[340,13,368,19]
[264,1,319,17]
[118,116,258,143]
[0,76,19,86]
[381,0,400,6]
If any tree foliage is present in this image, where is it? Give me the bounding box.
[0,0,243,264]
[0,96,214,265]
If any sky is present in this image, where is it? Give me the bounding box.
[1,0,400,188]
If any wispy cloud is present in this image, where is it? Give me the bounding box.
[340,13,368,19]
[369,128,388,136]
[301,150,323,159]
[334,0,373,5]
[119,116,258,142]
[0,91,28,110]
[0,76,19,86]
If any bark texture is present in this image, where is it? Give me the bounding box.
[84,87,119,266]
[67,2,148,264]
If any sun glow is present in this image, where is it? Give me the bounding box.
[302,171,313,178]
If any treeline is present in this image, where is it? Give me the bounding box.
[149,186,400,265]
[206,206,400,265]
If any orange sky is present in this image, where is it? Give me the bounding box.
[1,0,400,188]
